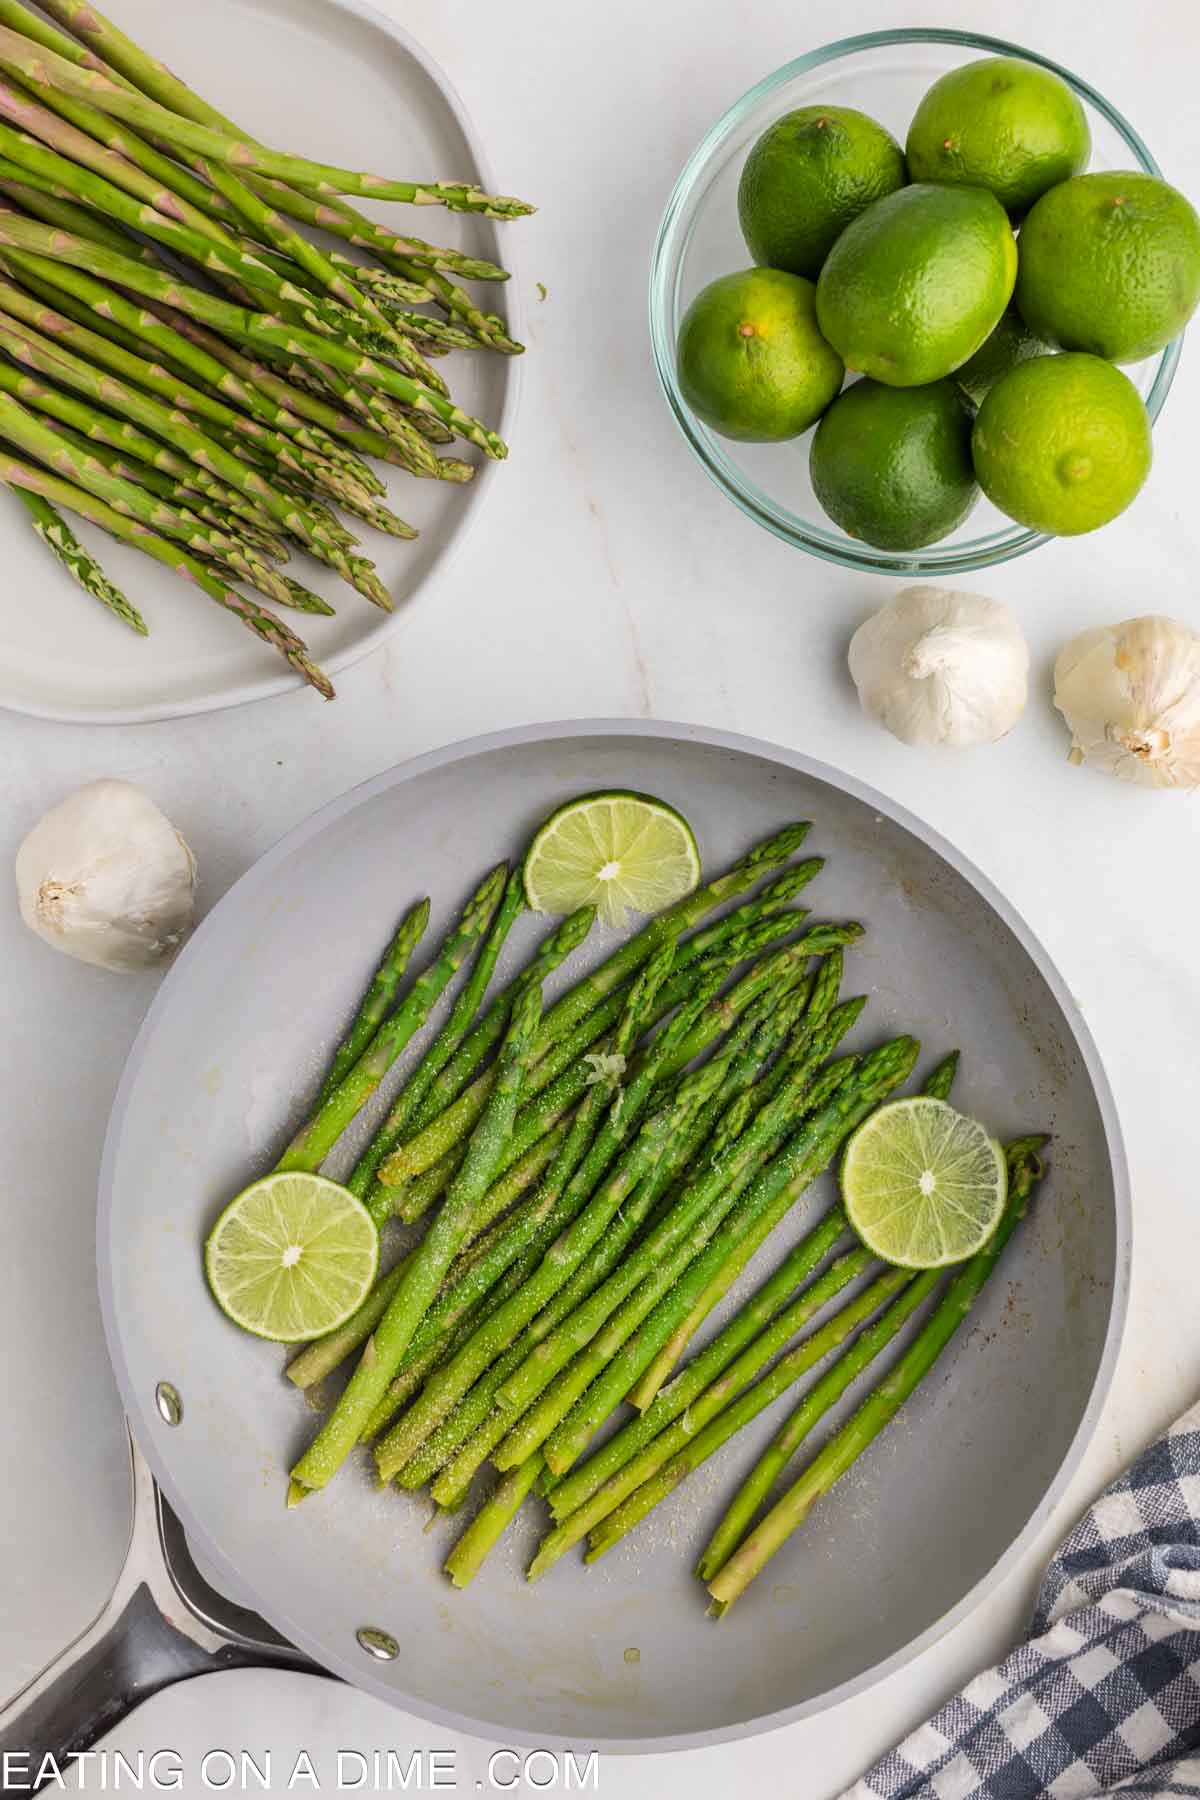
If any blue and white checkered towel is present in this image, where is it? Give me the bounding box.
[847,1399,1200,1799]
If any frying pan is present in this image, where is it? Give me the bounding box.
[1,722,1129,1763]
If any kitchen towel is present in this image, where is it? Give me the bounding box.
[846,1398,1200,1799]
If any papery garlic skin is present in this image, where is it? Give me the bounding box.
[1054,615,1200,791]
[16,779,198,971]
[848,585,1030,748]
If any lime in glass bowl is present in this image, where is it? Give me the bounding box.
[649,29,1181,575]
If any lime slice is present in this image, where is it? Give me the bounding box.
[205,1172,379,1341]
[841,1097,1007,1268]
[524,790,701,928]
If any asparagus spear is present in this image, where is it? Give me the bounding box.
[288,986,545,1500]
[0,115,367,335]
[0,27,536,214]
[394,855,821,1174]
[588,1268,929,1567]
[287,1118,572,1391]
[0,209,508,460]
[502,975,821,1397]
[705,1137,1048,1611]
[508,1045,862,1478]
[345,869,529,1194]
[0,388,329,615]
[0,72,246,252]
[540,1213,851,1535]
[547,1048,963,1522]
[540,1037,921,1477]
[373,1003,733,1483]
[378,913,846,1190]
[490,967,842,1430]
[0,292,392,599]
[0,448,332,694]
[386,922,848,1246]
[625,1046,964,1412]
[0,225,389,491]
[317,900,431,1106]
[275,866,506,1174]
[0,309,270,527]
[7,479,144,631]
[530,1247,877,1577]
[445,1456,541,1589]
[361,948,680,1445]
[348,891,592,1221]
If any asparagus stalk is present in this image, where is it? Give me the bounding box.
[529,1247,877,1577]
[0,26,535,214]
[394,855,821,1175]
[377,912,844,1191]
[490,968,841,1431]
[540,1037,921,1478]
[540,1213,851,1533]
[361,948,680,1446]
[7,478,144,631]
[288,1118,573,1391]
[0,292,392,600]
[0,218,388,488]
[0,72,247,252]
[373,1004,733,1484]
[0,308,270,527]
[588,1268,930,1567]
[288,986,545,1500]
[547,1048,963,1522]
[0,387,330,615]
[625,1048,963,1413]
[387,922,847,1240]
[514,1048,862,1479]
[275,866,507,1174]
[704,1137,1049,1611]
[124,300,442,476]
[0,447,332,694]
[0,209,508,460]
[317,900,431,1106]
[444,1456,541,1588]
[504,975,821,1393]
[355,905,597,1219]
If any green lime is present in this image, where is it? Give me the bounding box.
[677,268,843,441]
[524,791,701,928]
[737,105,907,280]
[906,56,1090,216]
[816,184,1017,385]
[972,353,1152,535]
[810,378,978,550]
[205,1172,379,1342]
[841,1097,1008,1268]
[1015,171,1200,363]
[955,309,1052,405]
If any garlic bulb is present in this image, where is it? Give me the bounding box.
[848,585,1029,748]
[17,779,197,971]
[1054,615,1200,790]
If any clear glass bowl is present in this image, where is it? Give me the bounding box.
[649,29,1182,575]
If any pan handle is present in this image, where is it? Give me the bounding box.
[0,1425,308,1790]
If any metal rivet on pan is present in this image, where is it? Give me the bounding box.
[155,1381,183,1426]
[356,1626,400,1662]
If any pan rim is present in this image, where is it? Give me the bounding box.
[97,717,1131,1754]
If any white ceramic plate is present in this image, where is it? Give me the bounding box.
[0,0,520,722]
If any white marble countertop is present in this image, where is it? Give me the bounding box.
[2,0,1198,1791]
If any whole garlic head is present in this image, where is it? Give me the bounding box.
[848,585,1029,748]
[1054,614,1200,791]
[17,779,197,971]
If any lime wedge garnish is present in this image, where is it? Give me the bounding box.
[204,1172,379,1341]
[524,790,701,928]
[841,1097,1007,1268]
